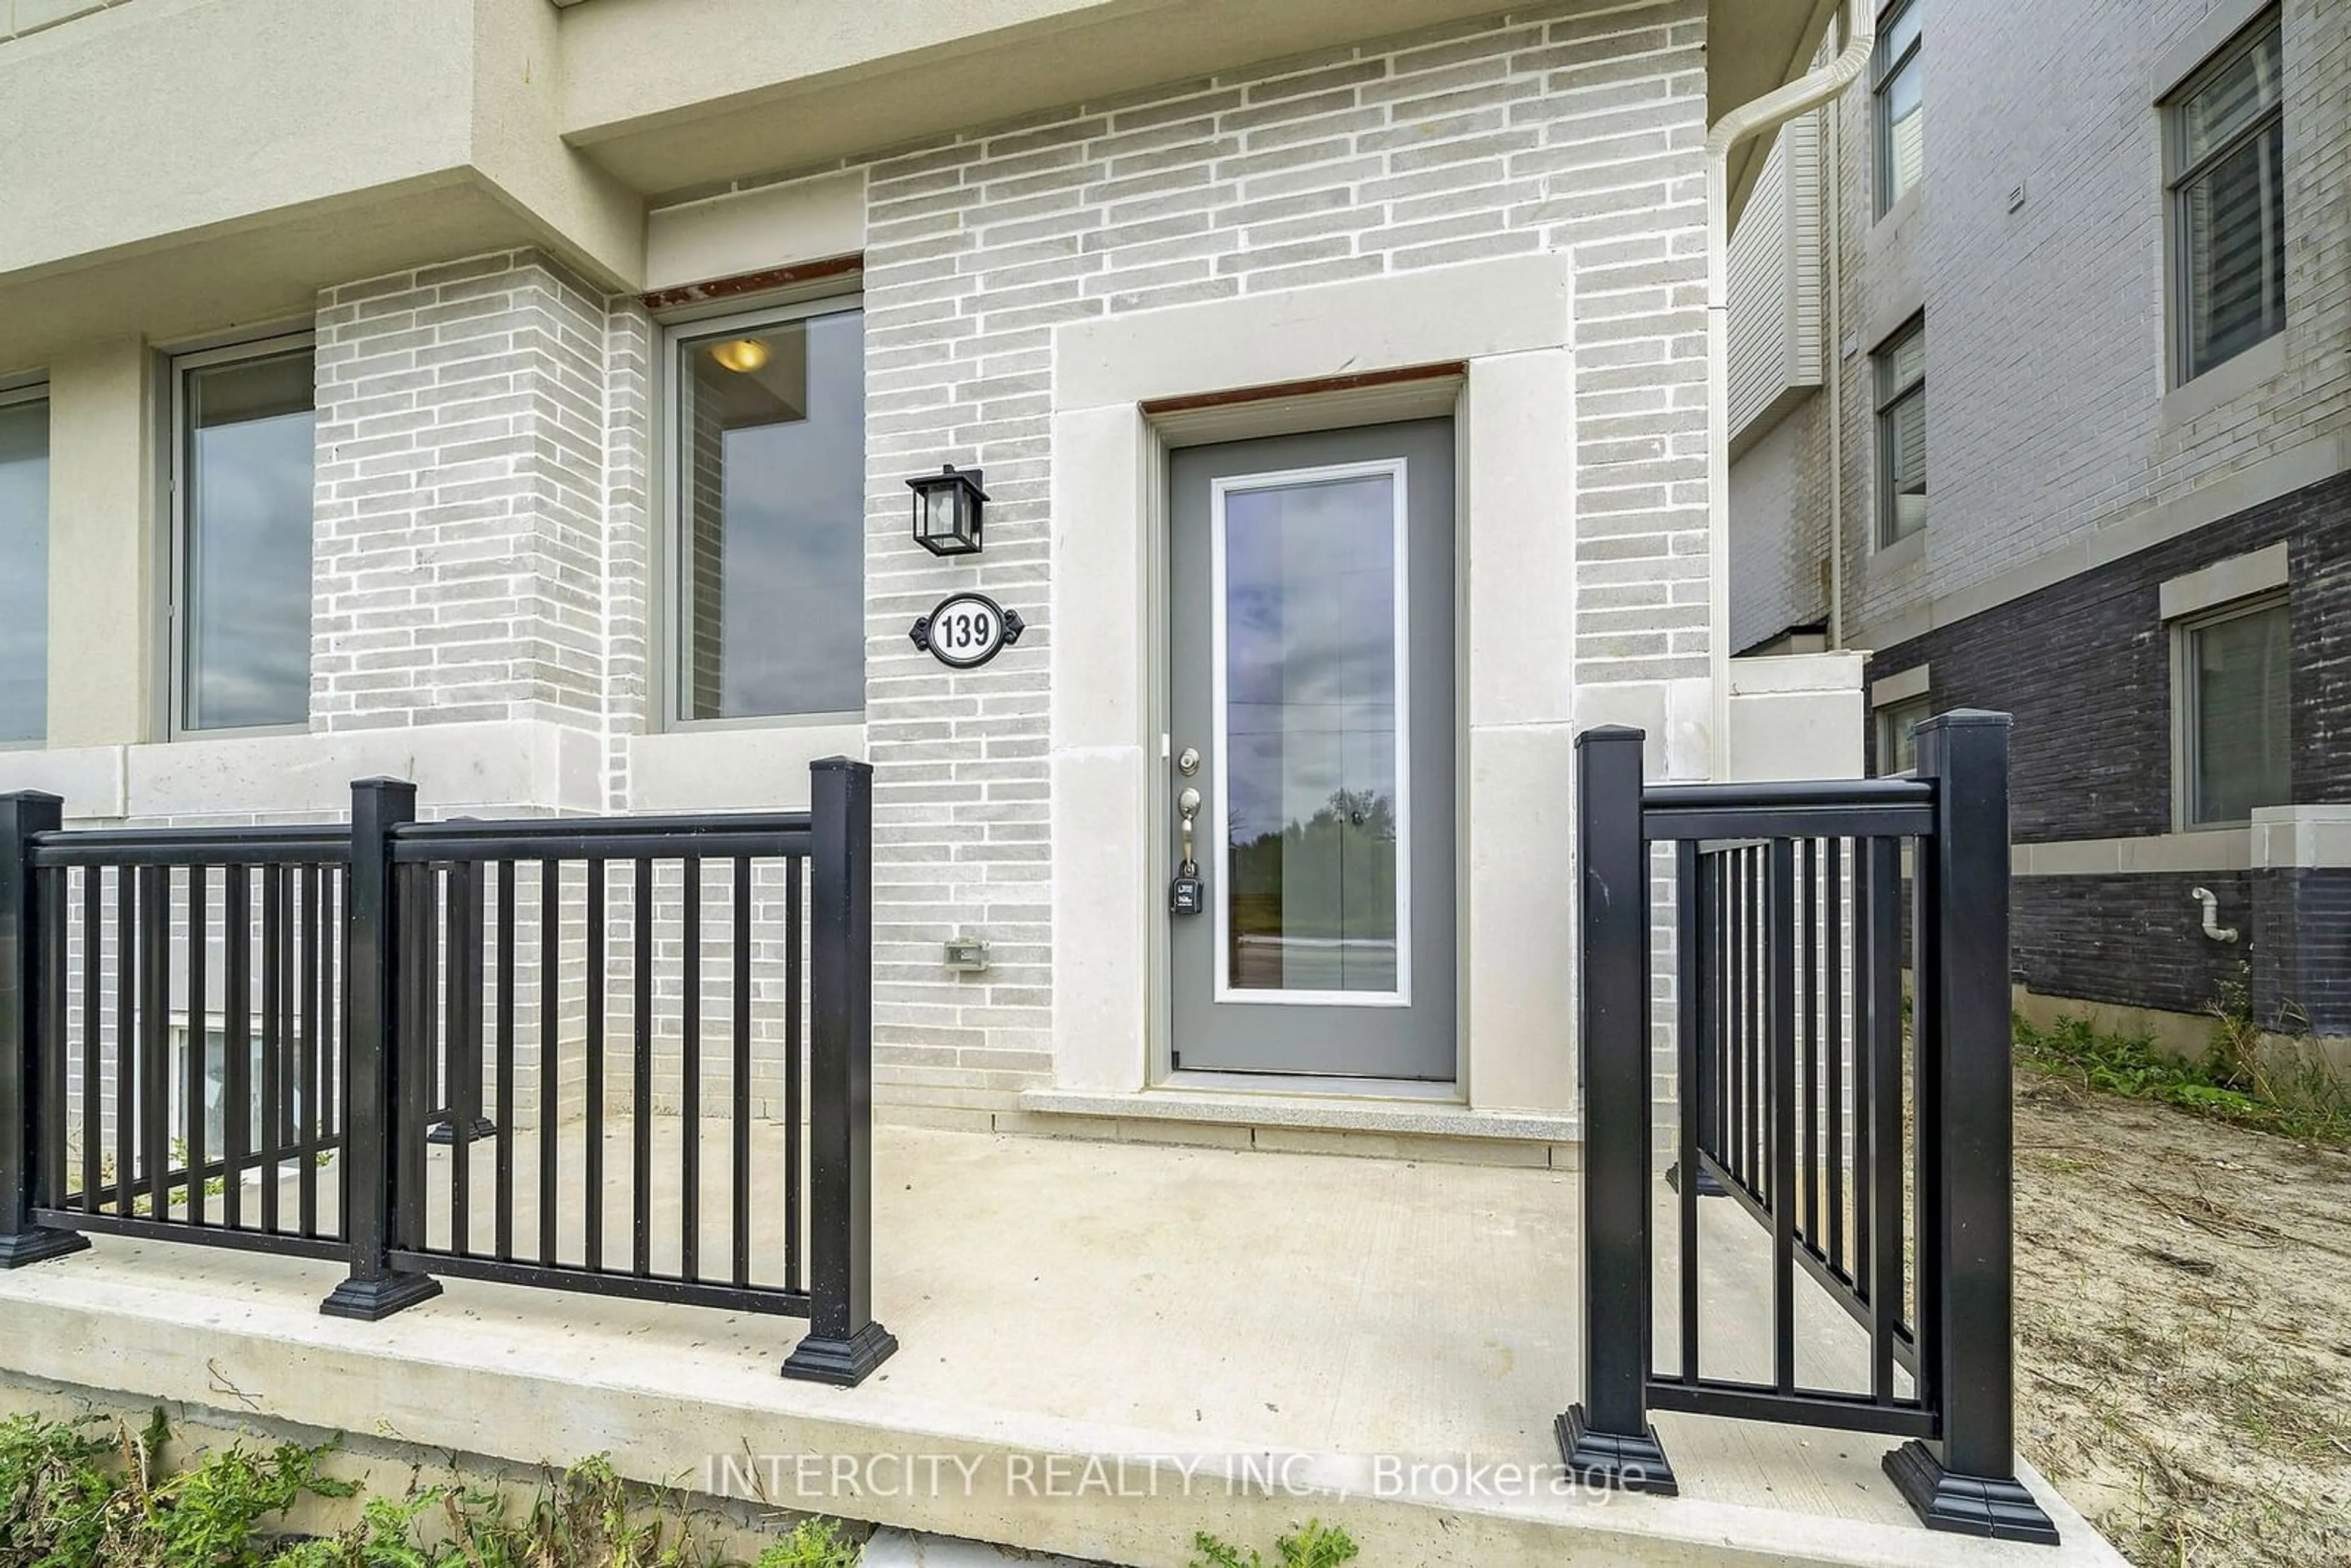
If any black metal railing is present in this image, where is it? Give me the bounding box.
[0,760,894,1386]
[1560,713,2058,1543]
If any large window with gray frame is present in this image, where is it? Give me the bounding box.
[173,336,317,735]
[0,386,47,746]
[1875,317,1927,547]
[666,296,866,726]
[1873,0,1923,216]
[2165,10,2284,384]
[2173,594,2289,828]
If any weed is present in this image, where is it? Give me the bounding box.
[1191,1520,1359,1568]
[0,1411,861,1568]
[2014,1000,2351,1149]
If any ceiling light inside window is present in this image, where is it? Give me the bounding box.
[710,338,770,373]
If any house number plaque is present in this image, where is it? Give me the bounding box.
[910,591,1025,670]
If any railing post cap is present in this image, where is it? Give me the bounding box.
[350,776,419,792]
[809,756,874,775]
[1577,724,1647,746]
[0,790,64,808]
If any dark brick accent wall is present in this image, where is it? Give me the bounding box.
[2014,872,2251,1018]
[2253,869,2351,1033]
[1867,470,2351,839]
[1870,470,2351,1029]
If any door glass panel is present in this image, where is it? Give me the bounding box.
[1219,468,1405,999]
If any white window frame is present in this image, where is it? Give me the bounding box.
[1207,456,1414,1009]
[168,331,318,741]
[2170,591,2290,830]
[658,290,867,733]
[1875,692,1932,778]
[1874,316,1927,548]
[2163,9,2285,388]
[0,381,50,751]
[1872,0,1923,217]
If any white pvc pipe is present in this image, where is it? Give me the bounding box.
[2191,886,2240,943]
[1706,0,1877,773]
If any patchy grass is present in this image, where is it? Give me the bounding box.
[0,1409,861,1567]
[2012,1045,2351,1566]
[2014,1001,2351,1150]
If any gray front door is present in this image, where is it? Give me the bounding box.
[1168,420,1457,1080]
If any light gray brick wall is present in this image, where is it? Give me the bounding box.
[848,0,1711,1122]
[313,252,610,733]
[274,4,1714,1128]
[602,301,656,808]
[1733,0,2349,651]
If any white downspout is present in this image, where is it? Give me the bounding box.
[1707,0,1876,775]
[1825,84,1846,649]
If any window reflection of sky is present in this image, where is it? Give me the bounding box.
[189,377,314,732]
[1223,474,1399,844]
[0,402,46,743]
[691,310,866,719]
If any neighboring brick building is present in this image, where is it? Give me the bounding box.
[0,0,1862,1143]
[1727,0,2351,1034]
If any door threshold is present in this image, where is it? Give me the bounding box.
[1162,1067,1461,1101]
[1017,1082,1579,1145]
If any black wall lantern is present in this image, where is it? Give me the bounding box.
[907,464,988,557]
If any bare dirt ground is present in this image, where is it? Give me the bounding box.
[2012,1071,2351,1566]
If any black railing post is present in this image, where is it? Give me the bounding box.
[782,756,898,1385]
[322,778,442,1320]
[0,792,85,1269]
[1883,711,2057,1542]
[1558,726,1676,1494]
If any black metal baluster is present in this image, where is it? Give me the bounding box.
[1801,838,1818,1244]
[186,866,207,1229]
[1826,839,1847,1282]
[326,867,344,1233]
[395,864,433,1265]
[81,868,99,1217]
[680,857,700,1283]
[299,864,320,1238]
[260,862,283,1233]
[1674,839,1702,1385]
[41,869,70,1231]
[632,857,652,1279]
[449,861,477,1256]
[732,856,751,1289]
[1725,852,1743,1192]
[495,860,516,1264]
[224,868,248,1232]
[585,857,604,1274]
[1720,850,1739,1171]
[141,867,169,1223]
[1863,834,1900,1400]
[786,853,804,1294]
[539,860,558,1267]
[114,866,133,1218]
[1768,839,1798,1395]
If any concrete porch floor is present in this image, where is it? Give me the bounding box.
[0,1122,2121,1567]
